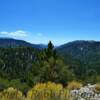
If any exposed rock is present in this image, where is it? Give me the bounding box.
[71,84,100,100]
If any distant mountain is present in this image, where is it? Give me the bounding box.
[1,38,100,63]
[57,40,100,62]
[0,38,47,49]
[36,44,47,49]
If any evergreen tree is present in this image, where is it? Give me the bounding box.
[38,41,74,84]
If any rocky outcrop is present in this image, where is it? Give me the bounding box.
[71,84,100,100]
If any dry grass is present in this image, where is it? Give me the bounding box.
[95,84,100,93]
[67,80,82,90]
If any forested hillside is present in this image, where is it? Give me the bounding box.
[0,41,74,93]
[57,40,100,83]
[0,39,99,94]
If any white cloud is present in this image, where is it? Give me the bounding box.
[0,30,28,37]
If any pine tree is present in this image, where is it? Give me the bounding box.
[39,41,74,84]
[46,41,54,58]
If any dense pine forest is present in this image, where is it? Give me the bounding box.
[0,39,99,95]
[0,41,73,93]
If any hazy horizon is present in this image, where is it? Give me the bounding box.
[0,37,100,46]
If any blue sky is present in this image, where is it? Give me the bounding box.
[0,0,100,45]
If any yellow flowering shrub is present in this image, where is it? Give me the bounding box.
[0,82,73,100]
[67,80,82,90]
[0,87,25,100]
[27,82,71,100]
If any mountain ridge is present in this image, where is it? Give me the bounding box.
[57,40,100,68]
[0,38,47,49]
[0,38,100,61]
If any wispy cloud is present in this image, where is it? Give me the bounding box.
[31,32,51,44]
[36,32,48,40]
[0,30,28,37]
[37,33,42,37]
[0,30,51,44]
